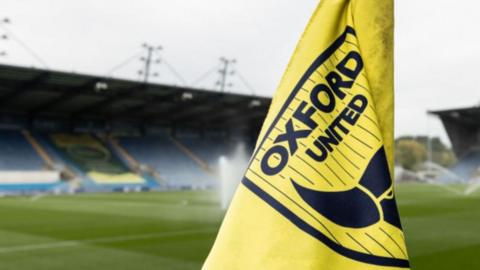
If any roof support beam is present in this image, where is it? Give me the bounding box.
[139,95,213,119]
[29,79,100,113]
[0,72,50,106]
[210,107,268,127]
[71,85,146,117]
[113,91,182,117]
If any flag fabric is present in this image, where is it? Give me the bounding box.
[203,0,409,269]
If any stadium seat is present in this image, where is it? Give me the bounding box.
[450,148,480,181]
[176,136,234,169]
[119,134,218,189]
[0,129,45,170]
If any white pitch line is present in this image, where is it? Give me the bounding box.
[464,181,480,196]
[0,228,216,254]
[29,194,46,202]
[428,182,464,195]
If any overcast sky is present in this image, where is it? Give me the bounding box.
[1,0,479,145]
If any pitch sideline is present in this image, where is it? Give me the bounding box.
[0,227,217,254]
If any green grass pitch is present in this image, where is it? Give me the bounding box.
[0,183,478,269]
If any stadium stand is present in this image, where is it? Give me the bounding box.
[0,129,65,193]
[119,133,217,189]
[0,129,44,170]
[46,133,158,192]
[450,148,480,181]
[431,106,480,182]
[0,63,270,194]
[176,135,233,169]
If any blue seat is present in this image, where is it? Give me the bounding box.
[120,134,217,188]
[0,130,44,171]
[451,149,480,180]
[178,136,233,168]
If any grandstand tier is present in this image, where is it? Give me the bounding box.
[0,64,268,194]
[450,149,480,181]
[0,130,44,171]
[0,130,64,194]
[431,106,480,181]
[119,134,218,189]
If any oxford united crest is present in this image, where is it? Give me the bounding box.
[242,27,409,268]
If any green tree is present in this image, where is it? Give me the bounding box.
[395,139,427,170]
[395,136,456,168]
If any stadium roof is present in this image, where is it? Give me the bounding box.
[429,106,480,126]
[0,64,271,133]
[429,105,480,157]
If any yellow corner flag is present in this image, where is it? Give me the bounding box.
[204,0,409,269]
